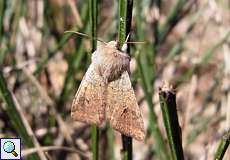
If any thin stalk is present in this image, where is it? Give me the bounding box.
[0,0,5,43]
[107,125,115,160]
[89,0,97,51]
[118,0,133,160]
[214,128,230,160]
[91,125,99,160]
[89,0,99,160]
[118,0,128,48]
[159,85,184,160]
[0,71,40,160]
[122,135,132,160]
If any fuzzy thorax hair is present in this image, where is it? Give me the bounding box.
[92,41,130,83]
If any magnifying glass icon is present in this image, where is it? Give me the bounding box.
[3,141,18,157]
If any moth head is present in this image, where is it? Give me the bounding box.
[97,40,127,52]
[108,41,129,54]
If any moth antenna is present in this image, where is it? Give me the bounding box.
[125,33,130,43]
[124,33,146,44]
[126,41,146,44]
[64,31,107,44]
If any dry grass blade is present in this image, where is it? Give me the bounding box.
[0,71,44,160]
[11,94,47,160]
[67,0,83,28]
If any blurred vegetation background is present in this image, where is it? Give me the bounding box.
[0,0,230,160]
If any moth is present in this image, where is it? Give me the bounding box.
[71,40,145,141]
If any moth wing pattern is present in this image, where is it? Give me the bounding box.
[71,64,105,126]
[106,71,145,141]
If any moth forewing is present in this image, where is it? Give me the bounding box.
[71,64,106,126]
[106,71,145,141]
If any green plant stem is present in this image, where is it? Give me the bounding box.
[159,86,184,160]
[0,0,5,43]
[89,0,97,51]
[118,0,133,160]
[215,129,230,160]
[89,0,99,160]
[0,71,40,160]
[118,0,128,48]
[91,125,99,160]
[107,125,115,160]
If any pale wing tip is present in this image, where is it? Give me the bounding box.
[123,128,145,141]
[71,110,104,127]
[134,130,145,141]
[112,122,146,141]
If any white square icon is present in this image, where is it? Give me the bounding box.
[0,138,21,160]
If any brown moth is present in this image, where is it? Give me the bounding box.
[71,41,145,141]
